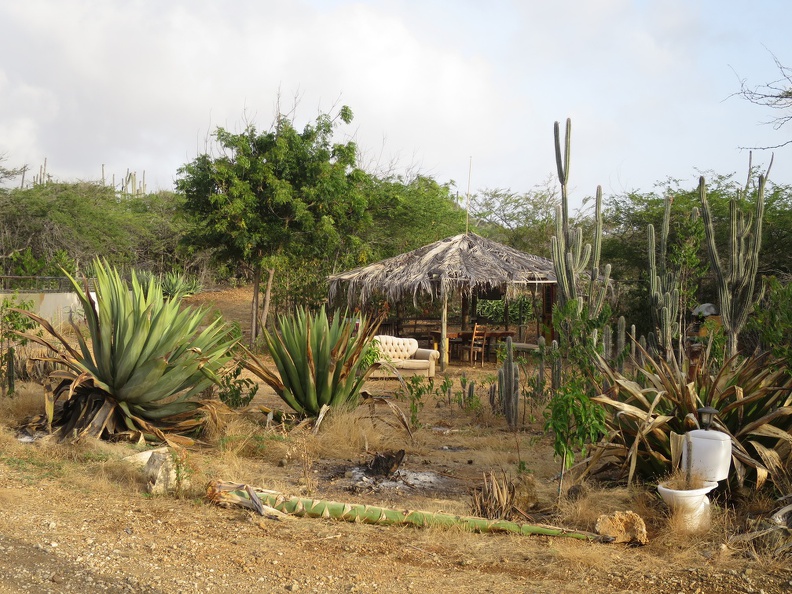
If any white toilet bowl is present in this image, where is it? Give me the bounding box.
[657,480,717,531]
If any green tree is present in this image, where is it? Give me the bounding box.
[468,178,558,257]
[177,106,368,341]
[361,174,467,261]
[0,182,158,276]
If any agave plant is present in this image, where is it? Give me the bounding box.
[161,271,202,299]
[242,307,381,418]
[588,346,792,492]
[18,260,235,443]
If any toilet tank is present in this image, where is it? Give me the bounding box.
[681,430,732,482]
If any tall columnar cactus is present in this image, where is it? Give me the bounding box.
[550,119,611,318]
[466,381,476,407]
[647,196,680,362]
[498,337,520,429]
[616,316,626,373]
[603,324,613,361]
[699,158,770,359]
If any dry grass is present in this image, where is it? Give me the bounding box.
[660,469,709,490]
[3,369,789,585]
[314,405,412,459]
[0,384,45,425]
[556,483,639,532]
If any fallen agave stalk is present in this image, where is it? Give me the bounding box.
[206,480,612,542]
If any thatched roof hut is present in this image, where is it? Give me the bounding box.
[328,233,556,369]
[329,232,555,303]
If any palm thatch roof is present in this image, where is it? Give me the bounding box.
[328,232,556,304]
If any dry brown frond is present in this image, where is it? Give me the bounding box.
[470,471,516,519]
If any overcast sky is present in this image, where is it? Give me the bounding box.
[1,0,789,209]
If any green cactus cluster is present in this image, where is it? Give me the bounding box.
[550,119,611,321]
[699,156,770,359]
[647,196,681,362]
[497,337,520,429]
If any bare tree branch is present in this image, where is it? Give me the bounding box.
[733,51,792,150]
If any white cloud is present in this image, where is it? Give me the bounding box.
[0,0,789,200]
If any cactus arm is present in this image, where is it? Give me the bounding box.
[592,186,603,273]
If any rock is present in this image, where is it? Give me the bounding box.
[595,510,649,545]
[123,447,170,469]
[145,450,189,495]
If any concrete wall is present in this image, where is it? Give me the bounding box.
[0,292,94,326]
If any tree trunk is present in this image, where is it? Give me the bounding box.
[260,268,275,335]
[250,265,261,345]
[7,346,15,395]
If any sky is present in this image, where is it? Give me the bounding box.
[1,0,790,210]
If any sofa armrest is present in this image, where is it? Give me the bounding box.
[413,348,440,361]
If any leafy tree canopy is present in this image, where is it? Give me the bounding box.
[360,174,467,262]
[177,106,370,339]
[178,107,365,268]
[468,177,559,258]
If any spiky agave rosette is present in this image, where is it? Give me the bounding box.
[242,306,382,418]
[16,259,236,444]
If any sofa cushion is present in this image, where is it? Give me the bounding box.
[391,359,433,371]
[374,335,419,361]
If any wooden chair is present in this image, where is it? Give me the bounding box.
[470,324,487,367]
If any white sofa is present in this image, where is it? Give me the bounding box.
[369,335,440,379]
